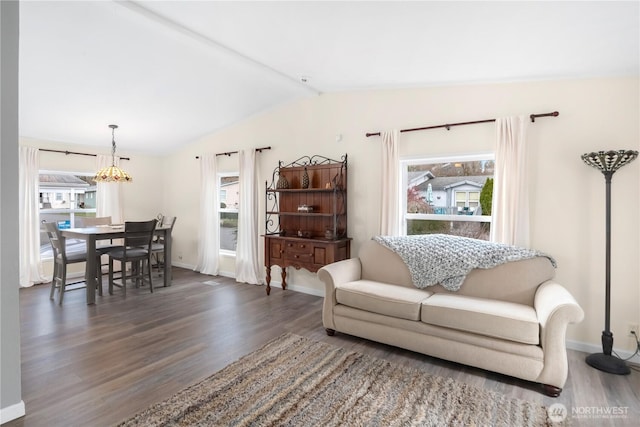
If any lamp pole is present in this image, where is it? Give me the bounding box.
[581,150,637,375]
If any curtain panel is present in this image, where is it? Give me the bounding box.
[195,153,219,275]
[491,115,530,247]
[235,149,263,285]
[19,146,47,287]
[379,130,400,236]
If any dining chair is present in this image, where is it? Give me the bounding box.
[150,216,177,276]
[43,222,102,304]
[107,219,157,296]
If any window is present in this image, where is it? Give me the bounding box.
[219,173,239,253]
[401,153,494,240]
[39,171,97,258]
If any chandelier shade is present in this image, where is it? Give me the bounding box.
[94,124,132,183]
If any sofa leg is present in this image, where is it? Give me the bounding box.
[326,328,335,336]
[542,384,562,397]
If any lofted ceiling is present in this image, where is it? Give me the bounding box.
[19,1,639,154]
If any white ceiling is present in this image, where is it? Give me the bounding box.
[19,1,639,154]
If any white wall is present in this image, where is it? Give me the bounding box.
[165,77,639,354]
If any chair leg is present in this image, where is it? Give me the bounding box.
[122,261,127,296]
[147,258,154,293]
[108,258,114,295]
[96,256,103,296]
[59,265,67,304]
[50,263,58,300]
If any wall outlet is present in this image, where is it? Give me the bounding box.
[627,323,639,338]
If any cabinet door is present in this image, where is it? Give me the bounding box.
[269,239,285,262]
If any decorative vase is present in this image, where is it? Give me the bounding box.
[302,167,310,189]
[276,174,289,189]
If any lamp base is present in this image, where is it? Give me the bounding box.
[586,353,630,375]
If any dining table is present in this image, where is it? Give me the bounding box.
[61,224,173,304]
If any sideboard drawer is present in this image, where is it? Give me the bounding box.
[285,241,313,255]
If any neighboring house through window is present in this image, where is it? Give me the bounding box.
[401,153,494,240]
[219,173,239,253]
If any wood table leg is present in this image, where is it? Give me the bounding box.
[281,267,287,290]
[85,236,97,304]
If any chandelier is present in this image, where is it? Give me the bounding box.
[94,124,132,183]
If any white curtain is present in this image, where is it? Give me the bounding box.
[379,130,400,236]
[19,146,47,287]
[235,149,263,285]
[491,115,530,247]
[96,154,123,223]
[195,153,219,275]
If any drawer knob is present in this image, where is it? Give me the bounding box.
[299,244,305,248]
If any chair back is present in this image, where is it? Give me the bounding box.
[161,216,176,230]
[124,219,157,249]
[77,216,112,227]
[43,222,66,263]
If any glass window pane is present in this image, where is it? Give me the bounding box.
[403,157,494,241]
[219,174,239,252]
[220,212,238,251]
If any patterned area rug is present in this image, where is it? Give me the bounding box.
[117,333,555,426]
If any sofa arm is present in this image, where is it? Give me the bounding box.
[317,258,362,331]
[534,281,584,388]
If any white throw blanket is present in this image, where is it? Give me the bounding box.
[373,234,556,291]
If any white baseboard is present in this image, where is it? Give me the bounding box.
[0,400,25,424]
[566,339,640,365]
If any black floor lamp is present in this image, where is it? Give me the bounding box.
[581,149,638,375]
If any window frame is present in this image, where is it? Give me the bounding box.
[400,152,494,236]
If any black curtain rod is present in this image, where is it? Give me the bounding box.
[365,111,559,137]
[39,148,131,161]
[195,146,271,159]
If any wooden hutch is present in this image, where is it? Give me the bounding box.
[263,154,350,295]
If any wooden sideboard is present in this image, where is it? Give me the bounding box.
[264,236,350,294]
[263,154,350,295]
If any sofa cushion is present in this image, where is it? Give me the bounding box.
[421,294,539,345]
[336,280,433,321]
[359,240,414,288]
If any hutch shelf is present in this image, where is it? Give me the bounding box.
[263,154,351,295]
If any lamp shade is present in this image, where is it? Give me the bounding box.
[94,165,132,182]
[581,150,638,174]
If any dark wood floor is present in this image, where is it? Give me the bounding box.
[6,267,639,427]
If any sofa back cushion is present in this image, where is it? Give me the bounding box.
[360,240,414,287]
[359,239,556,306]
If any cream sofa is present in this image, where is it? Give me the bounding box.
[317,239,584,397]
